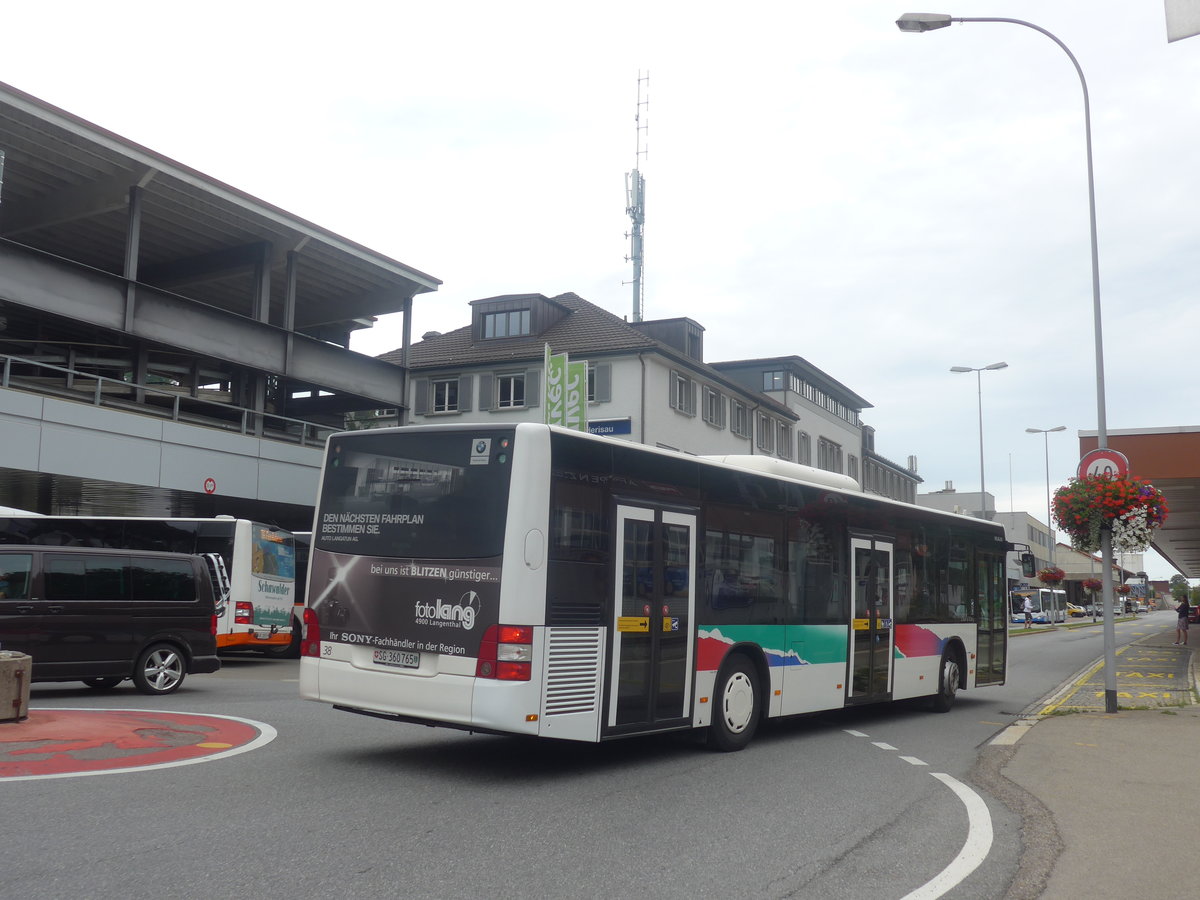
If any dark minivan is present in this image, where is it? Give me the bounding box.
[0,546,220,694]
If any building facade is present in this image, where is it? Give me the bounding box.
[381,292,921,496]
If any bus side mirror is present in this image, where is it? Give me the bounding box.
[1020,553,1035,578]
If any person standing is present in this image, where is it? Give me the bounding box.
[1023,595,1034,629]
[1174,595,1190,645]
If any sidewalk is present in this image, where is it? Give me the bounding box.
[991,617,1199,899]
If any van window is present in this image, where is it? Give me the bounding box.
[0,553,33,600]
[45,555,127,601]
[132,558,197,602]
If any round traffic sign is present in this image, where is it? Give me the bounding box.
[1077,448,1130,480]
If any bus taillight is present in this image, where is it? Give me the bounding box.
[300,607,322,658]
[211,615,218,636]
[475,624,533,681]
[234,600,254,624]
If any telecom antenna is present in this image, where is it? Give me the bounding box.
[624,71,648,322]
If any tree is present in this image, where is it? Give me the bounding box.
[1170,574,1190,599]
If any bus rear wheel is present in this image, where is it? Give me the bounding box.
[929,652,960,713]
[707,656,760,752]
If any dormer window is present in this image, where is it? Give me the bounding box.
[482,309,531,339]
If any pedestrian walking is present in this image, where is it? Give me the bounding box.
[1023,595,1034,629]
[1174,596,1190,645]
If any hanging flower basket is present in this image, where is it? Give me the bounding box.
[1116,583,1132,596]
[1036,566,1065,586]
[1052,474,1168,553]
[1081,577,1103,594]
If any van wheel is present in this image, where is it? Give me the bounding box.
[133,643,186,695]
[82,677,123,689]
[707,656,760,752]
[929,652,960,713]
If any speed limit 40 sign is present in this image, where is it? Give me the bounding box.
[1077,448,1130,480]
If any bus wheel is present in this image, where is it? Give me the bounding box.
[929,652,960,713]
[82,677,123,689]
[133,643,186,695]
[263,617,301,659]
[707,656,760,752]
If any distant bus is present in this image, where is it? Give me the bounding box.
[1010,588,1067,625]
[299,423,1011,751]
[0,516,297,652]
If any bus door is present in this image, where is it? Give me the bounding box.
[607,505,697,734]
[848,537,894,703]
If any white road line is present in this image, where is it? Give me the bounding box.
[900,772,994,900]
[871,741,897,750]
[845,729,868,737]
[900,756,928,766]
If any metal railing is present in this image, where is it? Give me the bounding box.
[1,353,337,448]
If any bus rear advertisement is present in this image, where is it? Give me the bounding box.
[300,423,1011,751]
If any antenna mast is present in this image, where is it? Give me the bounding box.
[624,71,648,322]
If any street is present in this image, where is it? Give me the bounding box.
[0,617,1162,900]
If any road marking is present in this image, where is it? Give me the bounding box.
[0,709,276,782]
[841,729,995,898]
[990,723,1034,746]
[900,773,994,900]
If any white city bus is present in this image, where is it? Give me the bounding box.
[0,516,298,652]
[1010,588,1067,625]
[299,423,1010,751]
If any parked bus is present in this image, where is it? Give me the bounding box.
[0,516,297,652]
[263,530,310,658]
[299,424,1011,751]
[1009,588,1067,625]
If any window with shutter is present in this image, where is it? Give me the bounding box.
[478,374,494,411]
[413,378,430,415]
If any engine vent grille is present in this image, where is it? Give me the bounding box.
[543,627,604,717]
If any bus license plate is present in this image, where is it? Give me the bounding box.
[373,649,420,669]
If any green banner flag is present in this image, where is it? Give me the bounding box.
[544,344,588,432]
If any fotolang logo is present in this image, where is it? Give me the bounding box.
[414,591,481,630]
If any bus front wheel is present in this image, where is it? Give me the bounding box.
[707,656,760,752]
[929,652,960,713]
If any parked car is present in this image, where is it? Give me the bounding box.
[1188,604,1200,625]
[0,545,220,694]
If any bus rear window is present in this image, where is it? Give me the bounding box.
[316,431,514,559]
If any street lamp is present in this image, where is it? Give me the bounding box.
[1027,425,1066,622]
[950,362,1007,520]
[1026,426,1067,565]
[898,12,1117,712]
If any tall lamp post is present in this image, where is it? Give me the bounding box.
[898,13,1117,712]
[1027,425,1066,622]
[951,362,1008,520]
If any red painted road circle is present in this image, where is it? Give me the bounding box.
[0,708,275,781]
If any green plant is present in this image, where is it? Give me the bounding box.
[1052,474,1168,553]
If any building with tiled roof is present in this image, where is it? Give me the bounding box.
[375,292,917,496]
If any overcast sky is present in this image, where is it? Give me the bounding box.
[6,2,1198,579]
